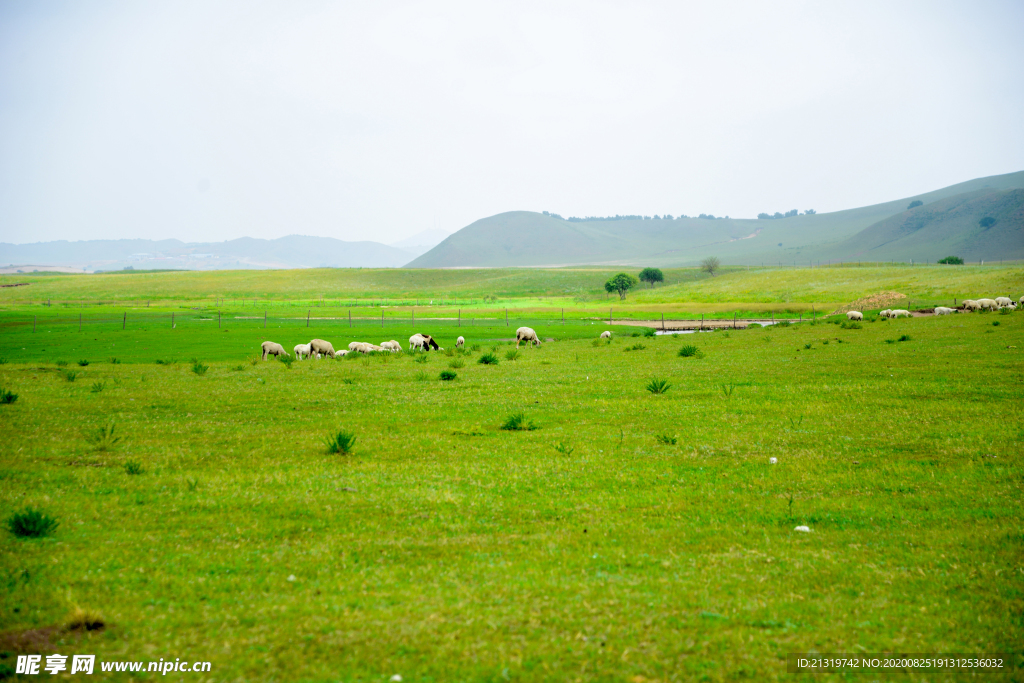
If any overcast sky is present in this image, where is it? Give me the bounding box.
[1,1,1022,245]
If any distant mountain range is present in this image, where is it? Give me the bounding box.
[408,170,1024,267]
[3,171,1021,272]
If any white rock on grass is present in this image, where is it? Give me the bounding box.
[794,526,811,533]
[769,457,778,464]
[287,574,296,582]
[390,676,403,682]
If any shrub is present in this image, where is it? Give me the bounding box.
[898,335,911,342]
[478,352,499,365]
[63,370,77,382]
[191,360,209,376]
[907,200,923,209]
[56,360,68,367]
[501,411,537,431]
[505,349,520,361]
[0,388,17,405]
[77,359,90,367]
[700,256,721,276]
[90,382,104,393]
[324,429,357,454]
[448,359,465,369]
[937,255,964,265]
[124,460,144,475]
[439,370,457,381]
[646,377,671,394]
[86,422,121,451]
[979,216,996,228]
[656,434,678,445]
[641,326,657,338]
[6,507,59,538]
[678,344,699,357]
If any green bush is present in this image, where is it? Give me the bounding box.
[77,359,90,367]
[937,256,964,265]
[439,370,457,381]
[0,388,17,405]
[7,507,59,538]
[501,411,537,431]
[656,434,678,445]
[324,429,356,454]
[192,361,209,376]
[646,377,671,394]
[678,345,699,357]
[641,327,657,338]
[478,352,499,365]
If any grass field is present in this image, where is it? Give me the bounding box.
[1,268,1023,681]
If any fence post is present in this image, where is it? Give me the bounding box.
[122,312,126,330]
[33,315,36,332]
[349,309,352,327]
[733,313,736,329]
[307,311,310,328]
[172,313,174,328]
[610,308,612,325]
[382,309,384,327]
[661,313,664,331]
[264,311,266,328]
[505,308,508,326]
[458,309,461,327]
[700,314,703,331]
[79,313,82,332]
[219,312,221,328]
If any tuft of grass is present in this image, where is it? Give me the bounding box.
[56,360,68,367]
[448,359,465,369]
[186,478,199,491]
[804,343,813,350]
[642,326,657,338]
[415,370,430,381]
[656,434,678,445]
[66,607,105,632]
[678,344,699,357]
[231,364,245,371]
[414,354,429,364]
[86,422,121,451]
[721,384,735,398]
[278,355,294,368]
[90,382,104,393]
[840,321,862,329]
[501,411,537,431]
[439,370,457,381]
[478,352,499,365]
[0,388,17,405]
[124,460,144,475]
[898,334,911,342]
[592,339,602,347]
[0,357,6,364]
[554,442,574,456]
[77,359,90,367]
[109,357,120,364]
[505,349,520,361]
[155,359,170,365]
[192,360,209,375]
[248,356,260,366]
[625,343,646,352]
[63,369,77,382]
[6,507,59,538]
[470,344,481,352]
[646,377,671,394]
[324,429,356,455]
[992,321,1001,326]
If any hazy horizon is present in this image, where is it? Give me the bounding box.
[2,1,1023,246]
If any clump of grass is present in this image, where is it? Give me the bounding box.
[341,377,355,385]
[823,340,829,345]
[414,354,429,364]
[86,422,121,451]
[998,308,1011,316]
[898,334,911,342]
[678,344,700,357]
[0,357,7,365]
[630,332,640,337]
[448,359,465,369]
[248,356,260,366]
[804,343,812,350]
[656,434,678,445]
[443,348,456,357]
[124,460,144,475]
[63,369,77,382]
[721,384,735,398]
[0,388,17,404]
[501,411,537,431]
[470,344,481,352]
[625,343,646,352]
[278,355,294,368]
[646,377,671,394]
[992,321,1001,326]
[6,507,59,538]
[490,344,500,352]
[439,370,457,381]
[186,478,199,491]
[231,364,245,371]
[478,352,499,365]
[56,360,68,367]
[90,382,104,393]
[155,359,170,365]
[554,441,574,455]
[642,327,657,338]
[415,370,430,381]
[66,607,105,632]
[77,359,90,367]
[324,429,356,454]
[109,357,120,364]
[592,339,602,347]
[192,360,209,375]
[840,321,862,329]
[505,349,520,361]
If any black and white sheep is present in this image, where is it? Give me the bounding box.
[846,311,863,321]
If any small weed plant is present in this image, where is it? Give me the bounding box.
[109,357,120,364]
[898,335,911,342]
[646,377,671,394]
[448,359,465,369]
[414,354,429,364]
[124,460,144,475]
[192,360,209,375]
[90,382,104,393]
[642,327,657,338]
[232,365,245,371]
[478,352,499,365]
[86,422,121,451]
[501,411,537,431]
[415,371,430,381]
[0,388,17,405]
[77,359,90,367]
[840,321,862,329]
[56,360,68,367]
[626,343,646,352]
[7,508,59,538]
[63,370,77,382]
[278,355,294,368]
[554,442,574,456]
[721,384,735,398]
[678,345,701,358]
[324,429,357,455]
[656,434,678,445]
[439,370,457,381]
[505,349,520,361]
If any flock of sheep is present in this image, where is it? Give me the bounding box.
[847,295,1020,321]
[258,327,543,361]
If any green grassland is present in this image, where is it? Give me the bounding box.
[1,281,1023,681]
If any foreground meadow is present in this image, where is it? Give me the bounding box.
[1,302,1022,681]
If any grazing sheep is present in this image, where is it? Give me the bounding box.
[1019,296,1024,306]
[293,343,312,360]
[515,326,541,348]
[1000,302,1017,310]
[977,298,999,311]
[261,341,288,360]
[962,299,981,312]
[349,342,376,354]
[846,311,863,321]
[794,526,811,533]
[934,306,957,315]
[890,309,911,318]
[879,309,892,319]
[409,333,440,351]
[995,297,1014,307]
[309,339,337,358]
[600,331,612,339]
[379,340,401,352]
[456,336,465,348]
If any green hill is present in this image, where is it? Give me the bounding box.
[407,170,1024,267]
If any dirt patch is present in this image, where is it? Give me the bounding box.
[831,291,907,315]
[0,618,106,655]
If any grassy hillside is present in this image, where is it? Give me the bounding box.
[408,171,1024,267]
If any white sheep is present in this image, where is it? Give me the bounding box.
[379,340,401,352]
[890,309,911,318]
[309,339,336,358]
[515,326,541,348]
[456,336,465,348]
[846,311,863,321]
[1019,296,1024,306]
[293,343,312,360]
[1001,302,1017,310]
[977,298,999,311]
[879,309,892,319]
[600,331,612,339]
[962,300,981,312]
[261,341,289,360]
[933,306,957,315]
[995,297,1014,307]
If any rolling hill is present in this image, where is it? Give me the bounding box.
[407,170,1024,267]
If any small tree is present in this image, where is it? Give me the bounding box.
[907,200,923,210]
[700,256,721,277]
[638,267,664,288]
[937,256,964,265]
[604,273,639,300]
[979,216,996,228]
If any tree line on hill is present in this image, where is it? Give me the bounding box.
[543,212,733,222]
[757,209,816,219]
[602,258,721,300]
